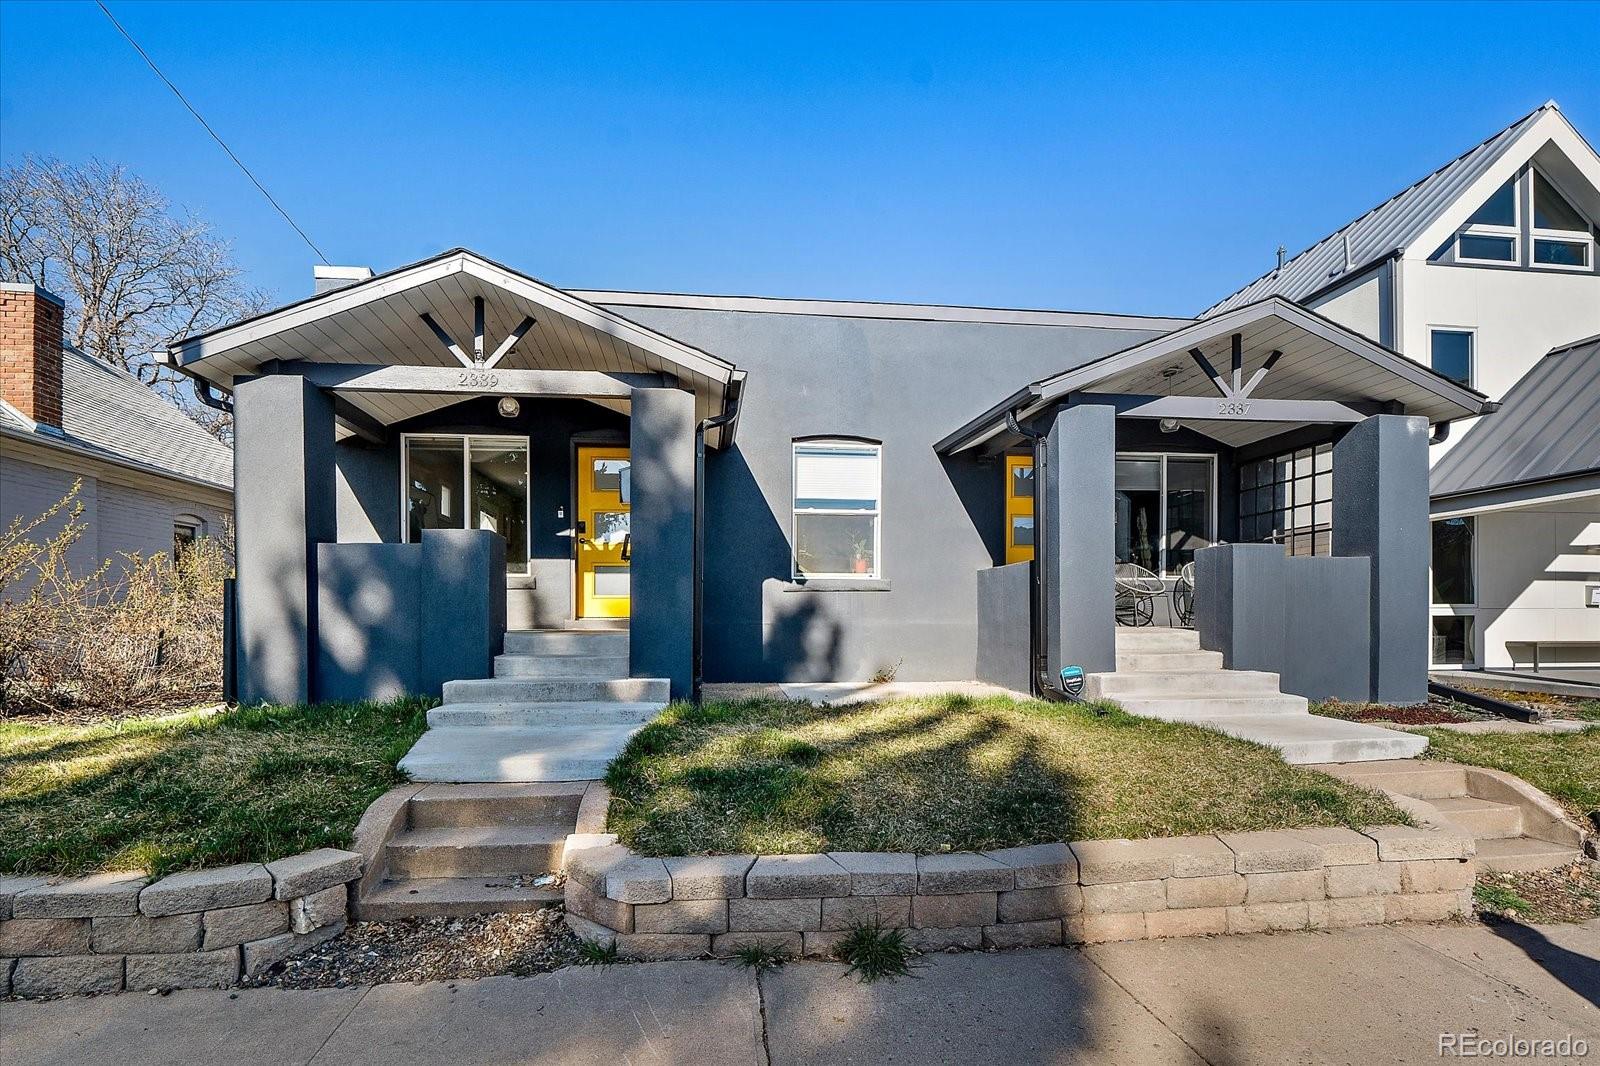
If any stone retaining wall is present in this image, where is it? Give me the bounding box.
[561,826,1476,959]
[0,848,361,998]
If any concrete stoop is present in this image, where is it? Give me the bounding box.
[1314,760,1588,873]
[398,627,666,783]
[357,781,610,919]
[1089,629,1428,764]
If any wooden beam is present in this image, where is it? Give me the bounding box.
[1230,333,1243,394]
[419,312,474,368]
[1069,392,1379,424]
[266,360,667,398]
[1188,348,1230,398]
[472,296,485,364]
[331,396,387,445]
[484,315,536,370]
[1239,349,1284,399]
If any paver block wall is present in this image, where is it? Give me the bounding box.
[562,827,1476,959]
[0,848,361,998]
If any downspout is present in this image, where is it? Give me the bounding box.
[691,378,743,702]
[1005,406,1074,702]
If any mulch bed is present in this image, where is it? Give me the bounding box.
[1473,864,1600,924]
[245,908,584,989]
[1315,696,1483,725]
[1449,683,1600,722]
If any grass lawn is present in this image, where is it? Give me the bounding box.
[1414,726,1600,825]
[0,699,431,878]
[605,695,1410,856]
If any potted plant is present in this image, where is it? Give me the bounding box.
[850,537,871,575]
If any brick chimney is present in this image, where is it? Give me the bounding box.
[0,283,66,428]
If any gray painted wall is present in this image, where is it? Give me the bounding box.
[976,562,1032,693]
[601,306,1171,682]
[628,388,696,698]
[1040,404,1117,677]
[1195,543,1372,702]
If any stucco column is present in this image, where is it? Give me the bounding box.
[1332,414,1430,704]
[233,374,336,705]
[629,388,696,698]
[1039,403,1117,679]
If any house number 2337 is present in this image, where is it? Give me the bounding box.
[1217,400,1251,416]
[457,370,499,389]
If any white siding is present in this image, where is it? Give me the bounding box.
[1463,497,1600,668]
[1308,269,1384,344]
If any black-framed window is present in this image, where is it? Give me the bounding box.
[1238,443,1333,557]
[1431,516,1475,605]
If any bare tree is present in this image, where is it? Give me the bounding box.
[0,157,269,440]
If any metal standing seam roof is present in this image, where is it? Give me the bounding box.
[1,346,234,490]
[1431,333,1600,500]
[1201,102,1559,317]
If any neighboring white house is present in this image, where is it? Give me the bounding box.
[0,283,233,575]
[1204,101,1600,672]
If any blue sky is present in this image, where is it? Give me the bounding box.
[2,1,1597,316]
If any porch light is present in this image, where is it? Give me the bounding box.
[497,397,521,419]
[1159,418,1181,434]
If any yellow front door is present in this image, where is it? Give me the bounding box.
[576,445,632,618]
[1005,453,1035,564]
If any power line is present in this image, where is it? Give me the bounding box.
[95,0,330,262]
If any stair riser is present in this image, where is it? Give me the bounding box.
[407,796,583,829]
[1115,651,1224,672]
[358,891,560,921]
[493,655,630,679]
[428,706,659,728]
[1333,769,1467,800]
[1440,809,1524,840]
[443,678,669,703]
[1478,850,1582,874]
[504,631,629,656]
[1114,632,1201,652]
[1086,672,1280,699]
[1114,696,1309,718]
[385,841,565,878]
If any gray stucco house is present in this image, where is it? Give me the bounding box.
[1,283,232,574]
[166,246,1490,719]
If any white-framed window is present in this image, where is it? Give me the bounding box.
[1455,177,1519,264]
[792,439,881,579]
[1428,327,1475,388]
[1116,452,1216,576]
[173,515,204,560]
[1530,167,1594,271]
[401,433,531,573]
[1429,516,1477,667]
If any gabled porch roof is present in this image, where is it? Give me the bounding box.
[166,248,743,445]
[935,297,1492,454]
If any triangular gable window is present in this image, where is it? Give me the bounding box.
[1465,179,1516,227]
[1442,166,1595,270]
[1533,170,1589,232]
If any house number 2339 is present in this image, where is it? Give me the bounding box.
[1217,400,1251,416]
[457,370,499,389]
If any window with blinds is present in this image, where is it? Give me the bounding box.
[793,441,881,579]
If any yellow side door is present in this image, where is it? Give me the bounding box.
[1005,454,1035,564]
[576,445,631,619]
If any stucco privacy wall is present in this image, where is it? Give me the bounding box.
[976,562,1031,692]
[0,848,360,998]
[595,305,1177,683]
[561,827,1476,959]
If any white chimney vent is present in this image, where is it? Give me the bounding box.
[314,264,374,295]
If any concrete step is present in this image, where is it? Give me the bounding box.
[1474,837,1584,874]
[1431,796,1525,840]
[493,654,630,680]
[427,701,665,729]
[442,676,669,705]
[1178,713,1430,764]
[504,630,629,656]
[1115,650,1225,673]
[1086,670,1280,699]
[405,782,588,829]
[385,824,569,878]
[1318,760,1468,800]
[397,724,643,782]
[1113,694,1310,719]
[359,877,564,920]
[1114,628,1201,652]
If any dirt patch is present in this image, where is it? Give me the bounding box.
[1314,696,1481,725]
[245,908,584,989]
[1473,863,1600,924]
[1449,683,1600,722]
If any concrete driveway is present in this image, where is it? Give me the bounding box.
[4,920,1596,1065]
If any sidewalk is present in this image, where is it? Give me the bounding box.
[4,920,1596,1065]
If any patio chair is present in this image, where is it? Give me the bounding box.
[1114,562,1166,626]
[1172,562,1196,628]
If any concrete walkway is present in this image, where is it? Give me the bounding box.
[6,921,1595,1065]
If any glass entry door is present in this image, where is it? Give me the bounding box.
[576,445,631,619]
[1114,453,1215,576]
